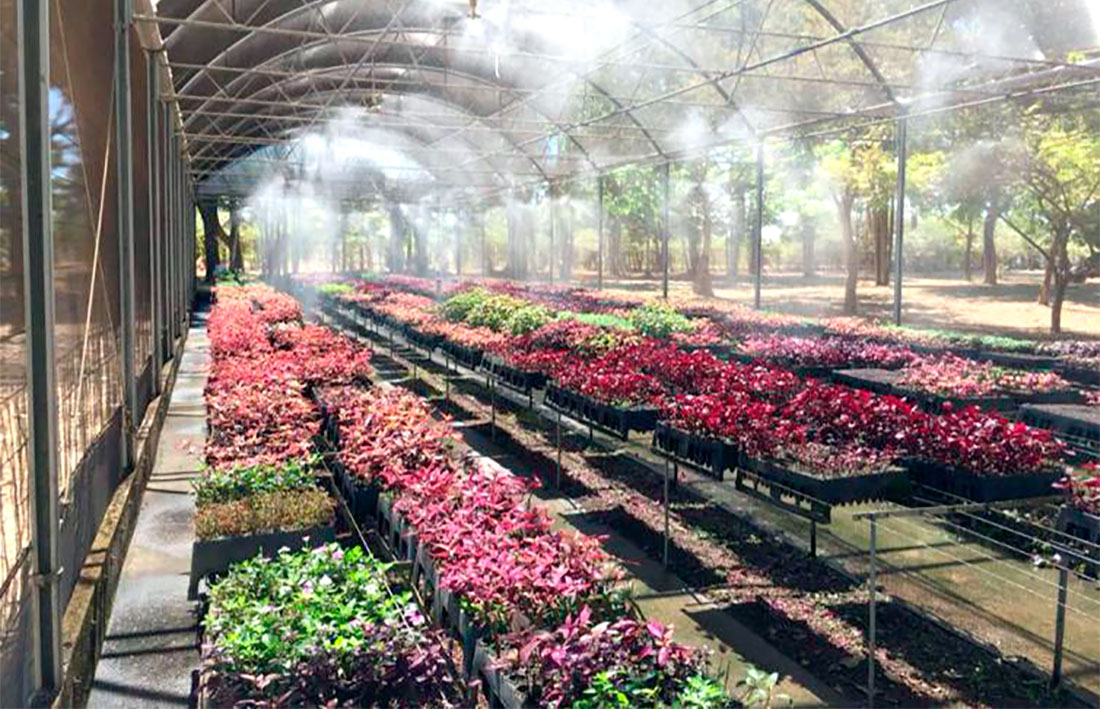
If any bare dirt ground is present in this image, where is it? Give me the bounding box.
[585,270,1100,340]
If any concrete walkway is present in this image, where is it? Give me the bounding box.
[88,315,208,708]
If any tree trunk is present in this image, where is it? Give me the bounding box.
[963,221,974,281]
[728,182,745,281]
[838,192,858,315]
[982,199,999,285]
[694,196,714,297]
[507,201,525,279]
[480,213,490,275]
[802,222,816,277]
[387,204,406,273]
[870,206,890,286]
[228,204,244,272]
[1050,273,1067,334]
[1038,260,1052,305]
[609,217,624,277]
[198,198,223,283]
[560,202,574,280]
[1049,231,1070,333]
[412,207,428,277]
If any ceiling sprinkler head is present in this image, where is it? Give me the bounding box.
[362,93,383,112]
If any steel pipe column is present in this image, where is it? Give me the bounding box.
[661,162,670,299]
[548,191,555,284]
[166,129,176,342]
[893,116,908,326]
[18,0,62,697]
[115,0,138,467]
[148,53,164,384]
[752,142,764,310]
[596,175,604,290]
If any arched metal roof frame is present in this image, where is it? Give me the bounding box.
[192,125,495,194]
[162,1,604,179]
[189,101,526,191]
[187,88,554,191]
[145,0,1100,200]
[398,0,914,178]
[153,0,762,185]
[170,31,676,184]
[179,59,567,183]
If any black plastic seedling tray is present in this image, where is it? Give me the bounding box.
[740,456,909,505]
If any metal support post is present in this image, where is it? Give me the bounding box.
[189,187,196,305]
[455,207,463,277]
[174,153,182,331]
[163,117,174,348]
[19,0,63,694]
[663,458,671,569]
[868,518,877,708]
[148,53,163,386]
[166,135,177,342]
[548,192,555,284]
[810,519,817,558]
[753,142,764,310]
[661,162,670,299]
[490,376,497,442]
[596,175,604,290]
[185,168,193,308]
[1051,565,1068,687]
[115,0,138,468]
[893,116,908,326]
[176,155,183,323]
[556,409,562,489]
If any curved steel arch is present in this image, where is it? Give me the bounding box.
[166,4,679,174]
[167,0,903,186]
[183,67,561,185]
[193,120,498,193]
[192,88,534,188]
[170,6,602,175]
[180,57,576,181]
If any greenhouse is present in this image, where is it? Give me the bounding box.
[1,0,1098,706]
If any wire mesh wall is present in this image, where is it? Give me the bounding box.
[1,0,196,702]
[0,0,34,701]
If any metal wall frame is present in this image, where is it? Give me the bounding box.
[7,3,195,702]
[148,52,164,389]
[18,0,62,697]
[116,0,138,469]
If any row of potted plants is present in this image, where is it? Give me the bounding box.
[736,334,921,371]
[324,282,1073,504]
[202,543,458,706]
[895,354,1072,399]
[362,274,1098,365]
[316,380,732,706]
[198,285,464,705]
[195,285,360,605]
[349,278,1089,405]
